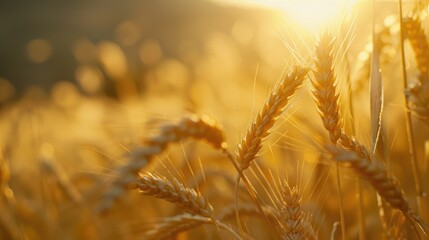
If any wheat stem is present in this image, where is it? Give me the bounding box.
[398,0,425,218]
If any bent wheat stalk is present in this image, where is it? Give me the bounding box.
[328,146,429,238]
[97,114,227,214]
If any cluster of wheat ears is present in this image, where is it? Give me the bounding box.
[1,2,429,240]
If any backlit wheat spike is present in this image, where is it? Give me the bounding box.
[281,182,306,240]
[329,147,408,211]
[328,146,429,236]
[403,16,429,84]
[143,213,212,240]
[312,32,343,144]
[137,173,213,217]
[403,16,429,120]
[40,156,82,203]
[312,33,372,160]
[405,84,429,120]
[236,66,309,172]
[96,114,226,214]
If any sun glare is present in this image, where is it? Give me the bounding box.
[280,0,356,29]
[217,0,357,29]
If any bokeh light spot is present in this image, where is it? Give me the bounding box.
[26,39,53,63]
[75,65,104,94]
[139,40,163,66]
[98,42,128,79]
[116,20,141,46]
[72,39,98,63]
[51,81,80,107]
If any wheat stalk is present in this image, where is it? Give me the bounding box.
[236,66,309,172]
[136,172,213,217]
[312,32,342,144]
[328,146,429,237]
[40,156,82,203]
[97,114,227,214]
[399,4,427,222]
[233,66,308,236]
[403,16,429,120]
[403,16,429,84]
[312,31,348,240]
[281,182,311,240]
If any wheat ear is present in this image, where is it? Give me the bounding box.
[233,66,308,236]
[236,66,309,172]
[328,146,429,237]
[312,32,342,144]
[312,32,372,160]
[403,16,429,84]
[403,16,429,120]
[97,114,226,214]
[281,182,312,240]
[40,156,82,203]
[137,172,213,217]
[312,32,347,239]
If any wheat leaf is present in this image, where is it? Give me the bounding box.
[370,45,383,155]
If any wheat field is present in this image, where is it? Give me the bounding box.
[0,0,429,239]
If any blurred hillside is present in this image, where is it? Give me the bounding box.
[0,0,282,99]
